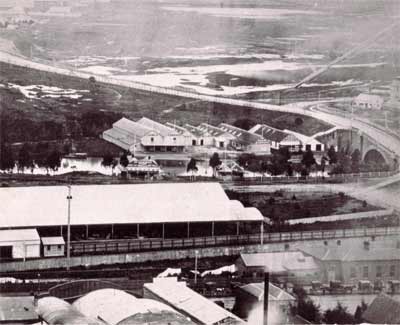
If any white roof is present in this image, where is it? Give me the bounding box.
[0,228,39,243]
[41,236,65,245]
[144,278,244,324]
[73,289,177,325]
[113,118,153,138]
[0,183,263,229]
[137,117,178,137]
[355,93,383,103]
[240,251,319,273]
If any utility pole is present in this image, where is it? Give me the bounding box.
[194,250,199,284]
[66,185,72,271]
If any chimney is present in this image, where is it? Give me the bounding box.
[264,272,269,325]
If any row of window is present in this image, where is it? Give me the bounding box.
[350,265,396,278]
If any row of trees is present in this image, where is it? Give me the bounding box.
[0,144,62,173]
[292,286,368,324]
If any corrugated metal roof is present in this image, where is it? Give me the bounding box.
[0,183,263,229]
[137,117,178,137]
[0,228,40,243]
[113,118,153,138]
[144,278,245,325]
[41,237,65,246]
[73,289,185,325]
[250,124,293,143]
[218,124,263,145]
[198,123,235,139]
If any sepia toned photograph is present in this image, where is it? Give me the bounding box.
[0,0,399,324]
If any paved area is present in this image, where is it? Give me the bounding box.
[0,296,38,323]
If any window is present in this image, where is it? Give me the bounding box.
[390,265,396,277]
[150,137,154,142]
[363,266,369,278]
[350,267,357,278]
[306,144,311,151]
[219,141,224,148]
[192,139,197,146]
[173,137,176,141]
[47,245,51,251]
[316,144,322,151]
[57,245,62,250]
[200,139,204,146]
[376,265,383,278]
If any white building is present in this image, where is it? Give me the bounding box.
[0,229,40,259]
[197,123,236,149]
[102,117,187,153]
[353,93,384,110]
[218,123,271,153]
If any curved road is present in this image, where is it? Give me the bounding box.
[1,50,400,158]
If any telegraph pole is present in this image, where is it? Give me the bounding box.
[66,185,72,271]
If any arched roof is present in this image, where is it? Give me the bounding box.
[73,289,180,325]
[36,297,101,325]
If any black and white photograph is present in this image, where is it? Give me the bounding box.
[0,0,399,324]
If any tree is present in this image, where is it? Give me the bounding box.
[324,302,355,324]
[18,144,33,172]
[292,286,322,323]
[354,300,368,324]
[186,158,198,180]
[119,152,129,168]
[0,145,15,171]
[46,150,61,171]
[301,148,316,173]
[209,152,222,177]
[327,145,337,164]
[101,153,114,167]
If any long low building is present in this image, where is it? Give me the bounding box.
[144,277,245,325]
[0,183,263,259]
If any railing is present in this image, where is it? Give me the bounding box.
[223,170,398,185]
[69,225,400,257]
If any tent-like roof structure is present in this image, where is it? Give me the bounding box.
[144,277,245,325]
[0,183,263,229]
[363,293,400,324]
[73,289,193,325]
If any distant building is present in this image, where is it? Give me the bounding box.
[233,282,297,325]
[0,229,40,260]
[197,123,236,149]
[218,123,271,153]
[235,251,321,285]
[249,124,302,152]
[362,293,400,324]
[181,123,215,146]
[103,117,187,153]
[302,240,400,284]
[353,93,384,110]
[41,236,65,257]
[144,277,245,325]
